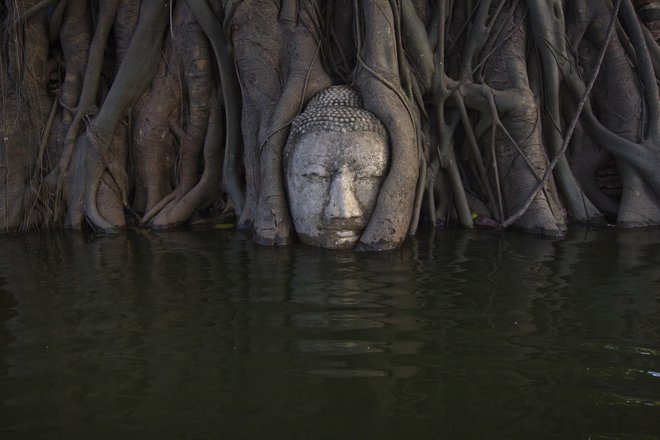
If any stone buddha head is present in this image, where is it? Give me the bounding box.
[284,86,390,249]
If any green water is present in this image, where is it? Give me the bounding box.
[1,227,659,439]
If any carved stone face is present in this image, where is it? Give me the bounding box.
[286,129,389,249]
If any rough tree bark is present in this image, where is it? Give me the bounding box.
[2,0,660,250]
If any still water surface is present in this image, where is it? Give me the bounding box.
[1,227,660,439]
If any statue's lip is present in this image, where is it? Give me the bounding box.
[333,230,360,238]
[322,222,364,232]
[321,228,362,237]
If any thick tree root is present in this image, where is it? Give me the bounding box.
[3,0,660,248]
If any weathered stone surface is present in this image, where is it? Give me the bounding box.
[284,86,390,249]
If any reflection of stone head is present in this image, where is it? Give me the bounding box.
[284,86,390,249]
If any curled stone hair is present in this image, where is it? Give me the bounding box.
[284,85,389,167]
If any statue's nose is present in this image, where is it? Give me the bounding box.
[324,168,362,223]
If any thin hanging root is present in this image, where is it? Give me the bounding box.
[453,92,497,209]
[621,0,660,139]
[488,94,505,222]
[445,154,473,227]
[409,153,426,235]
[426,157,439,227]
[23,97,58,225]
[9,0,57,25]
[435,111,473,228]
[496,118,543,183]
[430,2,514,227]
[459,0,492,77]
[31,97,58,183]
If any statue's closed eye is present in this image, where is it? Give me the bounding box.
[301,165,330,179]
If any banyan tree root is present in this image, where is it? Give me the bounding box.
[478,2,567,235]
[562,0,660,210]
[133,1,219,228]
[354,0,419,250]
[588,2,660,227]
[424,0,568,235]
[230,0,332,245]
[60,0,170,231]
[3,0,660,248]
[1,0,52,232]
